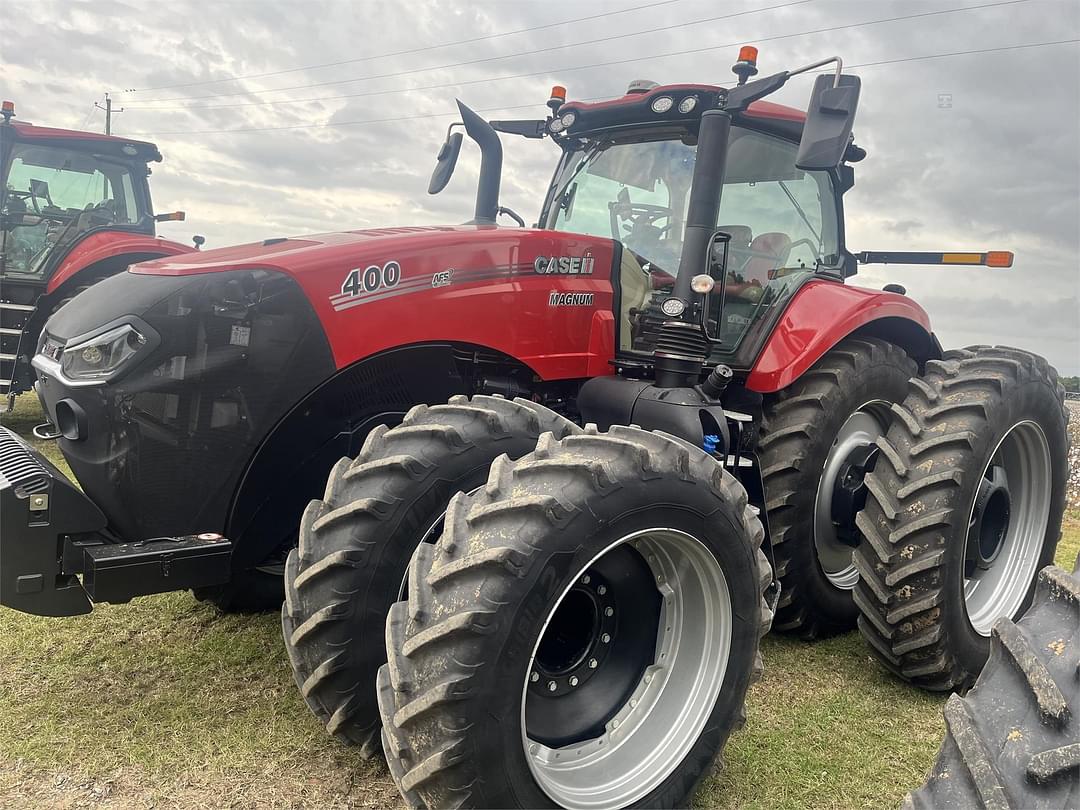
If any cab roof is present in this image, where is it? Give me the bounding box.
[559,83,806,142]
[3,121,163,162]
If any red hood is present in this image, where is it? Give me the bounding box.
[131,225,503,276]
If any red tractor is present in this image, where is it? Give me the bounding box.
[0,49,1068,809]
[0,101,194,410]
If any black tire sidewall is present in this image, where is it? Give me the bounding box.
[460,482,761,808]
[940,378,1068,673]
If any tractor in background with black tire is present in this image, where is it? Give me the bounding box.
[1,46,1069,809]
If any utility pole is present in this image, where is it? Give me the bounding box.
[94,92,124,135]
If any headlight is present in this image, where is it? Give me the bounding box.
[650,96,674,114]
[60,323,148,383]
[560,111,576,128]
[678,95,698,114]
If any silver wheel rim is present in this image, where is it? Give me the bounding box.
[521,528,732,810]
[963,420,1051,636]
[813,401,892,589]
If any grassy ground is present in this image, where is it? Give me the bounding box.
[1,394,1077,809]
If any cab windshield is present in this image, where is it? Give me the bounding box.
[543,126,839,357]
[1,143,148,277]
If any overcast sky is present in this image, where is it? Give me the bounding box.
[5,0,1078,372]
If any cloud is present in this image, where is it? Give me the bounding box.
[4,0,1078,372]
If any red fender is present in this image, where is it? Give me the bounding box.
[46,232,194,294]
[745,279,932,393]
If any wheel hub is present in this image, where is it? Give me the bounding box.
[525,547,660,747]
[521,529,733,810]
[529,574,619,699]
[814,402,892,589]
[829,442,880,548]
[963,420,1052,636]
[967,468,1012,574]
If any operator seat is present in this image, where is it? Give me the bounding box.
[745,232,791,283]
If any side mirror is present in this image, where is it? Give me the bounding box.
[428,130,464,195]
[796,73,861,171]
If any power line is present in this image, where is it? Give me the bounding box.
[126,0,817,105]
[78,104,98,129]
[122,0,688,94]
[128,37,1078,137]
[126,0,1026,115]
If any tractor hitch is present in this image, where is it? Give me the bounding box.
[0,425,232,616]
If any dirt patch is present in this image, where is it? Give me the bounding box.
[0,759,401,810]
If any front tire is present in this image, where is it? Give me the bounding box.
[854,346,1068,690]
[281,395,577,751]
[378,425,773,809]
[759,336,916,638]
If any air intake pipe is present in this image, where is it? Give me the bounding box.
[671,108,730,304]
[457,100,503,224]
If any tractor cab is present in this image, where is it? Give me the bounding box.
[1,106,161,282]
[535,87,840,367]
[0,102,192,404]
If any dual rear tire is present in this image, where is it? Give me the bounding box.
[377,425,772,809]
[853,346,1068,689]
[281,396,578,751]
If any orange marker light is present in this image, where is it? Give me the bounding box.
[550,86,567,103]
[942,253,983,264]
[985,251,1013,268]
[738,46,758,64]
[1,101,13,114]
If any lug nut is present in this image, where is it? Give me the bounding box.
[581,574,591,585]
[548,680,557,692]
[601,633,611,643]
[588,658,598,668]
[597,585,606,595]
[605,606,614,617]
[530,671,539,682]
[569,676,579,687]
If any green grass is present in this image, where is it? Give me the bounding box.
[1,394,1077,808]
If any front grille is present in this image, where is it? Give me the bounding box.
[0,426,49,495]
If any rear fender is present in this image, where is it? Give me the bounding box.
[745,280,935,393]
[46,232,193,295]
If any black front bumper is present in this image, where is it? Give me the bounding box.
[0,425,233,617]
[0,425,102,615]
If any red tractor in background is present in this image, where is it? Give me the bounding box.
[0,101,195,410]
[0,47,1069,810]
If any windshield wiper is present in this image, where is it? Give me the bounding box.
[552,140,607,212]
[778,180,822,245]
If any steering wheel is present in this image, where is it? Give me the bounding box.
[610,200,672,239]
